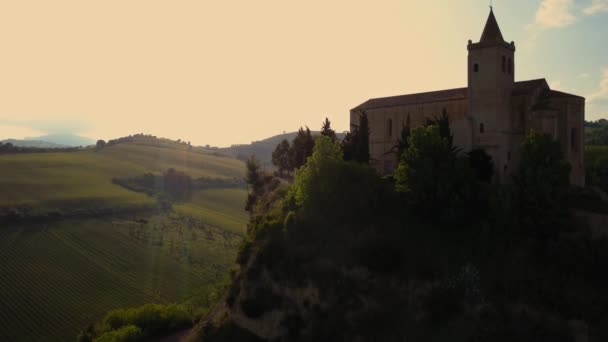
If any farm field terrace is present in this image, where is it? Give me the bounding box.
[0,141,248,341]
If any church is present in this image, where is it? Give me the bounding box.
[350,9,585,186]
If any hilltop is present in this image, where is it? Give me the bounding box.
[190,132,608,342]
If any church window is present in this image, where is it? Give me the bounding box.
[480,123,485,134]
[502,56,506,73]
[508,58,513,75]
[474,63,479,72]
[387,119,393,138]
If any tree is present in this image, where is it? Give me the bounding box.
[292,136,344,204]
[468,148,494,183]
[245,155,261,188]
[320,117,337,141]
[353,111,370,164]
[388,114,411,159]
[512,131,571,234]
[341,131,357,162]
[272,139,291,176]
[96,140,106,149]
[395,125,474,223]
[290,135,391,226]
[425,108,453,148]
[245,155,262,213]
[291,127,315,169]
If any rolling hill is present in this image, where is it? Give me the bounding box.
[217,131,346,165]
[0,137,248,341]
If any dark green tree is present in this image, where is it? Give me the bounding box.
[96,140,106,149]
[291,127,316,169]
[354,111,370,164]
[425,108,453,148]
[388,114,411,158]
[467,148,494,183]
[320,117,337,141]
[272,139,292,176]
[245,155,261,189]
[341,131,357,162]
[395,125,474,223]
[245,155,262,213]
[512,131,571,235]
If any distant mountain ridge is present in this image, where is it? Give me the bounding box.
[23,133,95,147]
[1,139,70,148]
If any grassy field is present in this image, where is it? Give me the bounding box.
[0,140,248,341]
[0,141,244,214]
[585,145,608,164]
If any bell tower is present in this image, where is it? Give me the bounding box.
[467,8,516,180]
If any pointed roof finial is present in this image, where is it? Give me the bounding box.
[480,6,505,44]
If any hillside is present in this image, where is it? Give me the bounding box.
[0,138,248,341]
[191,134,608,342]
[217,131,346,165]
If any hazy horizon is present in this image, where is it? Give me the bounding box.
[1,0,607,146]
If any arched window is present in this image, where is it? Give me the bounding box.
[474,63,479,72]
[502,56,506,73]
[508,58,513,75]
[480,123,485,134]
[387,119,393,138]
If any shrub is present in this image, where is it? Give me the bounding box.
[97,303,191,339]
[290,135,385,226]
[93,325,142,342]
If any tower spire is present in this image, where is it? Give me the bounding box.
[479,7,504,44]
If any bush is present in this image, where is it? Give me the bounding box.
[93,325,143,342]
[95,303,191,340]
[290,135,386,226]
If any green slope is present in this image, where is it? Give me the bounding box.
[0,140,248,341]
[0,141,245,214]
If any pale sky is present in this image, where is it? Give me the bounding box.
[0,0,606,147]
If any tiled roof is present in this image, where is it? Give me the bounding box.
[352,87,467,112]
[512,78,547,95]
[353,79,553,112]
[545,89,585,100]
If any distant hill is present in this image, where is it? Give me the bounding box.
[24,133,95,147]
[0,139,70,148]
[218,131,346,165]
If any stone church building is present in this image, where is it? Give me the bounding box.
[350,9,585,186]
